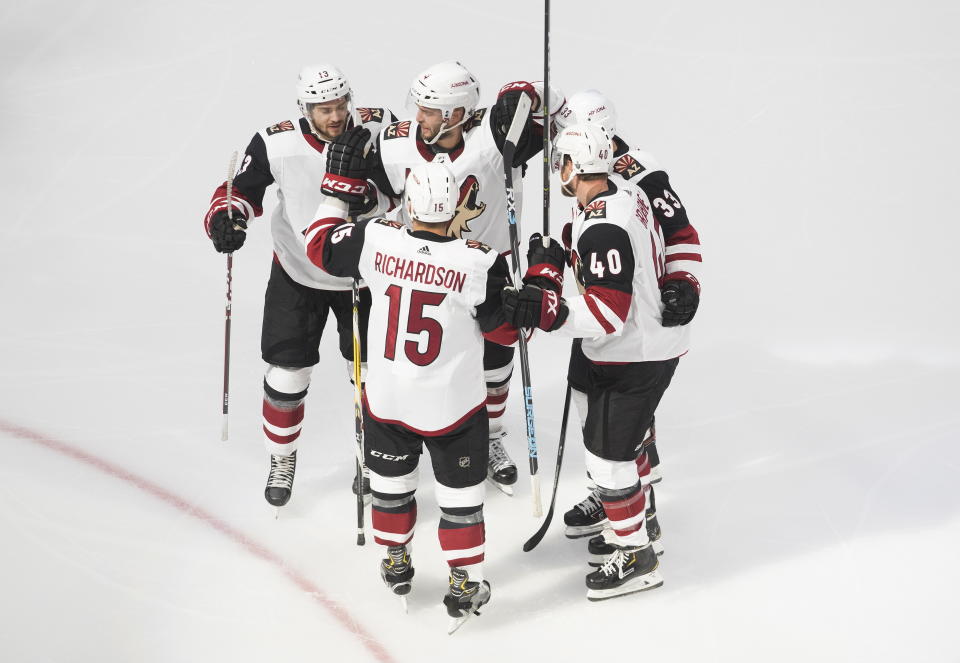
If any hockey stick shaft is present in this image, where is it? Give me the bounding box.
[352,278,366,546]
[501,94,542,517]
[221,150,239,441]
[522,384,571,552]
[542,0,551,239]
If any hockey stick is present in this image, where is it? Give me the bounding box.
[221,150,239,441]
[501,93,542,517]
[352,279,366,546]
[542,0,551,240]
[522,384,571,552]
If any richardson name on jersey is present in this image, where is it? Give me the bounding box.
[374,252,467,292]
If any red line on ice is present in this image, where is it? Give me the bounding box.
[0,419,397,663]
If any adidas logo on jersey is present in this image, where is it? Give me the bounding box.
[417,245,431,255]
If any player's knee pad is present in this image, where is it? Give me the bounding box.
[584,448,639,490]
[264,365,311,402]
[370,466,419,495]
[435,481,485,510]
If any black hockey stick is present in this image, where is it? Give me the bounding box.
[221,150,239,441]
[501,93,543,517]
[522,384,571,552]
[542,0,551,239]
[351,278,366,546]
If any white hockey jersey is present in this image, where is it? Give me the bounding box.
[303,198,518,434]
[558,180,690,363]
[374,112,524,255]
[204,111,390,290]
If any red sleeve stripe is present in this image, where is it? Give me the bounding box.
[665,252,702,263]
[584,294,616,334]
[482,322,519,346]
[586,286,632,322]
[665,224,700,246]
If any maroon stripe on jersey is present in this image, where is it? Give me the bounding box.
[665,252,702,263]
[584,294,615,334]
[485,391,509,406]
[482,322,519,346]
[665,224,700,247]
[586,286,631,323]
[263,426,301,445]
[438,522,485,550]
[364,394,486,437]
[415,137,434,161]
[372,503,417,545]
[263,401,304,428]
[302,132,327,154]
[303,218,342,269]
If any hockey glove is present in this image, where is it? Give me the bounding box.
[524,233,567,291]
[323,126,372,204]
[502,284,568,332]
[493,81,537,167]
[208,209,248,253]
[660,277,699,326]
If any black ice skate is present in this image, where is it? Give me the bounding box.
[585,544,663,601]
[487,432,517,496]
[265,450,297,510]
[444,567,491,634]
[380,545,415,612]
[587,514,663,566]
[563,488,608,538]
[351,464,372,505]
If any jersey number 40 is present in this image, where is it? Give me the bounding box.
[384,285,447,366]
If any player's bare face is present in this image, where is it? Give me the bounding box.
[309,98,349,140]
[416,105,445,141]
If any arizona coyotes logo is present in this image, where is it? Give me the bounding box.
[448,175,486,238]
[584,199,607,220]
[374,218,403,229]
[384,120,411,140]
[266,120,295,135]
[358,107,384,123]
[614,154,643,179]
[465,239,491,253]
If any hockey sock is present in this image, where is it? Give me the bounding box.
[635,450,653,486]
[262,366,311,455]
[438,505,486,581]
[485,373,512,436]
[371,489,417,547]
[596,481,649,549]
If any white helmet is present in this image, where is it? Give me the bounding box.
[404,162,458,223]
[554,89,617,136]
[296,64,353,128]
[552,123,614,185]
[408,61,481,144]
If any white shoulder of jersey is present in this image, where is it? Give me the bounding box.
[258,119,309,157]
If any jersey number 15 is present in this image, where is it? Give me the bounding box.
[384,285,447,366]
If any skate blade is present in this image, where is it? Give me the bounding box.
[398,595,408,613]
[274,508,281,520]
[487,477,514,496]
[586,570,663,601]
[564,521,608,539]
[447,610,478,635]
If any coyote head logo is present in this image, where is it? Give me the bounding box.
[448,175,485,238]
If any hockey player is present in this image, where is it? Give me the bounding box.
[366,60,562,494]
[504,123,693,600]
[202,65,392,509]
[304,138,519,627]
[553,90,703,539]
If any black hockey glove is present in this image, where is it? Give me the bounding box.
[660,277,699,326]
[502,284,568,332]
[524,233,567,292]
[492,82,537,167]
[208,209,248,253]
[323,126,372,204]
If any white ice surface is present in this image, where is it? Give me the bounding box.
[2,1,959,661]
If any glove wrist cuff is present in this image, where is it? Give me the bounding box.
[663,271,700,295]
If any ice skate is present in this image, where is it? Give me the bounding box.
[587,513,663,566]
[380,544,415,612]
[586,544,662,601]
[563,488,608,538]
[444,567,491,634]
[265,450,297,511]
[352,464,372,505]
[486,431,517,496]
